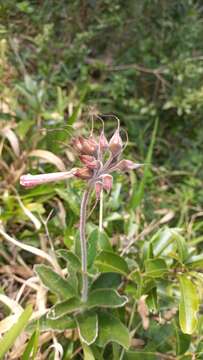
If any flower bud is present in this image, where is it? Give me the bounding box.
[109,128,122,155]
[99,131,108,152]
[113,160,143,172]
[102,174,113,191]
[81,136,98,155]
[95,181,103,199]
[74,167,93,179]
[79,155,98,169]
[72,137,84,153]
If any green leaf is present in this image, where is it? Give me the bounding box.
[95,251,128,275]
[97,311,130,349]
[179,275,199,334]
[174,232,188,263]
[27,314,75,333]
[76,311,98,345]
[88,229,112,269]
[94,289,127,308]
[174,322,191,356]
[48,297,81,319]
[151,228,188,262]
[0,304,32,359]
[82,342,95,360]
[35,265,76,299]
[91,273,121,290]
[22,326,39,360]
[146,287,158,313]
[87,289,127,309]
[125,351,156,359]
[151,228,174,257]
[98,230,112,251]
[56,249,81,270]
[145,258,168,278]
[88,229,99,268]
[186,254,203,269]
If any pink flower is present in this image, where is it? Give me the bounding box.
[20,170,76,188]
[20,122,142,198]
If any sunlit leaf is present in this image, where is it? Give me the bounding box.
[179,275,199,334]
[22,325,39,360]
[82,342,95,360]
[0,305,32,359]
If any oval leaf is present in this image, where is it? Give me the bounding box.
[97,311,130,349]
[48,297,81,319]
[35,265,76,300]
[87,289,128,309]
[56,249,81,270]
[76,311,98,345]
[179,275,199,334]
[95,251,128,275]
[27,314,75,333]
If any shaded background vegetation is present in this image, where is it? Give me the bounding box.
[0,0,203,359]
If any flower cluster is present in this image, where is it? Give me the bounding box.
[20,121,142,197]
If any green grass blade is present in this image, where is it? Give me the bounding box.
[129,117,159,209]
[0,304,33,359]
[22,323,39,360]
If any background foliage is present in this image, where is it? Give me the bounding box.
[0,0,203,359]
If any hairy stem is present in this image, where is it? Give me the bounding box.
[99,189,103,232]
[80,187,91,302]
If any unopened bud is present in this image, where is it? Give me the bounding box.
[74,167,93,179]
[81,136,98,155]
[102,174,113,191]
[95,181,103,199]
[99,131,108,152]
[109,128,122,155]
[79,155,98,169]
[72,137,84,153]
[114,160,143,172]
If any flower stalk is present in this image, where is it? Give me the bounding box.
[80,187,91,302]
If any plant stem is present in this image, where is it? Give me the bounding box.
[80,187,91,302]
[99,189,103,232]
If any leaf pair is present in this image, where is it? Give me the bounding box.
[47,288,128,319]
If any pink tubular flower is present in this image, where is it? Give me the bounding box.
[20,170,76,188]
[20,118,143,199]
